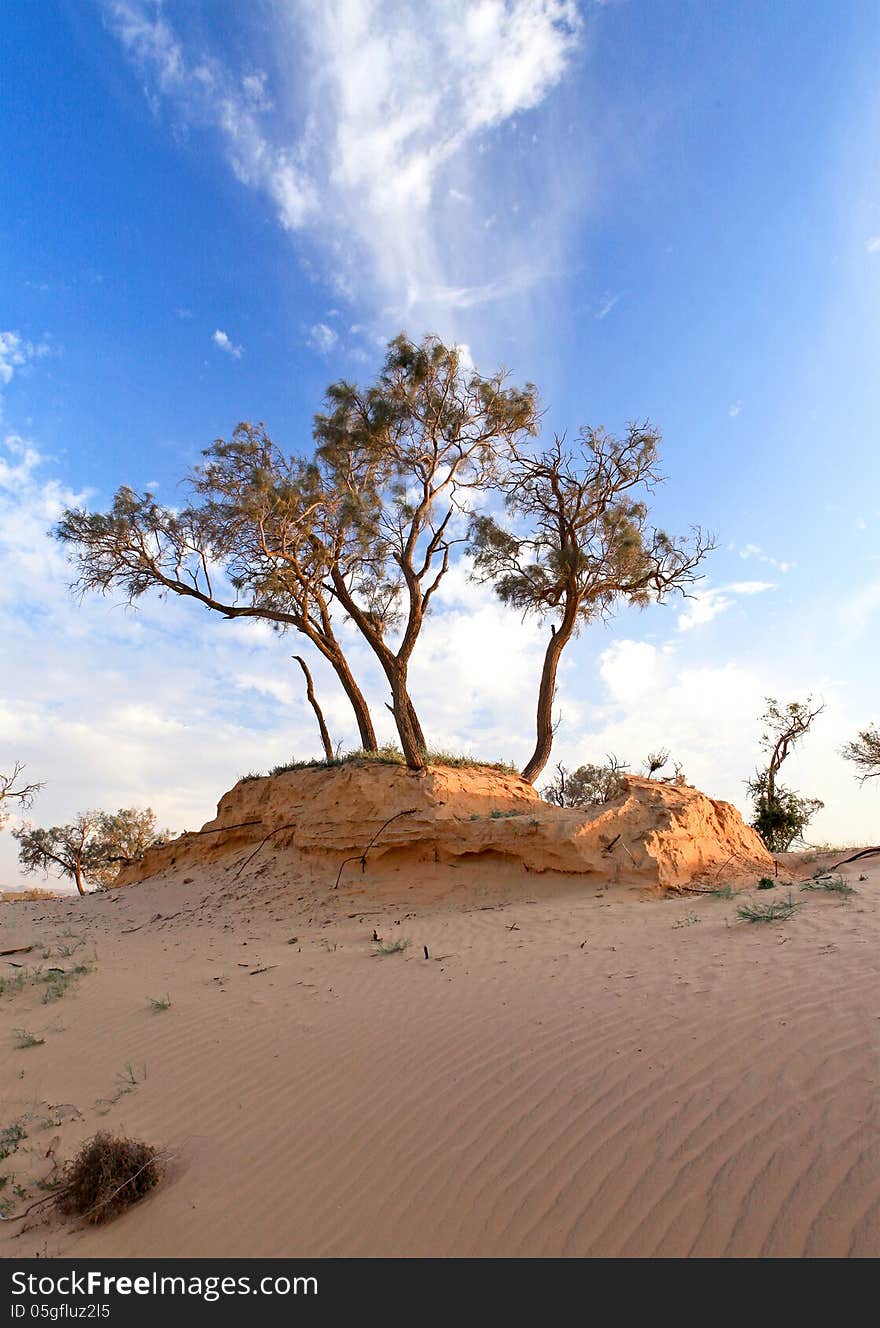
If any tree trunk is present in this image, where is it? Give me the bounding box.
[293,656,334,762]
[521,601,579,785]
[405,695,426,753]
[74,860,85,896]
[326,652,377,752]
[389,668,426,770]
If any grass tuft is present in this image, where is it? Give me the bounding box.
[243,745,519,782]
[146,995,172,1012]
[800,874,856,898]
[13,1028,45,1049]
[737,893,799,924]
[372,938,410,956]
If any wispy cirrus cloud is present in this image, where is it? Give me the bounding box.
[676,580,775,632]
[101,1,583,329]
[594,291,620,320]
[736,542,793,574]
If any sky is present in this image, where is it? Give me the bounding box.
[2,0,879,888]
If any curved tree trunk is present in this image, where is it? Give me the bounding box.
[389,668,426,770]
[326,566,425,760]
[521,599,579,786]
[326,652,377,752]
[74,860,85,896]
[293,656,334,762]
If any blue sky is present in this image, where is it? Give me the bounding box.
[2,0,879,885]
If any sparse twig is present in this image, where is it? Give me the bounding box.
[233,823,297,880]
[293,655,334,762]
[334,809,418,889]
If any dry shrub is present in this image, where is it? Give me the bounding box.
[56,1132,161,1224]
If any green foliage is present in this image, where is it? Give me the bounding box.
[748,695,824,852]
[246,746,518,780]
[372,938,410,955]
[469,428,711,628]
[37,962,93,1003]
[749,775,823,852]
[542,758,629,807]
[0,1122,26,1160]
[757,876,776,890]
[644,748,670,778]
[13,808,165,893]
[13,1028,45,1049]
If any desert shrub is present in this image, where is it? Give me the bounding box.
[749,775,823,852]
[0,888,60,902]
[56,1133,161,1224]
[542,757,629,807]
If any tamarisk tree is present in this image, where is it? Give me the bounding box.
[14,807,164,894]
[313,334,539,767]
[55,428,379,752]
[747,696,825,851]
[470,425,712,784]
[841,724,880,783]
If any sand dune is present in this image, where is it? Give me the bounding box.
[1,805,877,1257]
[118,763,773,894]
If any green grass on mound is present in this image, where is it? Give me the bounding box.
[240,744,519,782]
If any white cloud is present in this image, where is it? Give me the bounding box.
[572,637,847,832]
[677,580,774,632]
[736,542,792,574]
[594,291,619,319]
[728,399,742,417]
[865,235,880,253]
[306,323,338,354]
[102,1,583,326]
[0,331,50,421]
[212,329,243,358]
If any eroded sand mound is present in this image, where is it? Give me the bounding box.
[118,763,771,893]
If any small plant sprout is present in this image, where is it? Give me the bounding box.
[13,1028,45,1049]
[0,1122,26,1160]
[147,994,172,1012]
[372,938,410,956]
[705,883,734,899]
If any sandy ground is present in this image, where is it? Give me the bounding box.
[0,849,878,1259]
